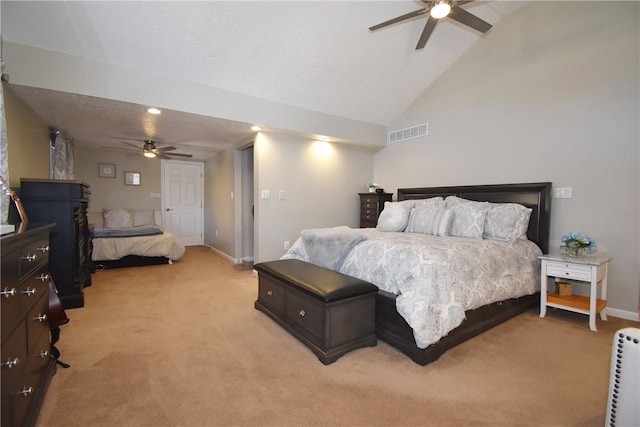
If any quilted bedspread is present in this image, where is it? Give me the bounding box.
[282,228,542,348]
[92,229,186,261]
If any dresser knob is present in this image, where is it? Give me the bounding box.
[37,245,50,253]
[299,309,306,317]
[1,357,20,369]
[33,313,48,322]
[36,273,50,282]
[21,287,37,296]
[267,290,273,296]
[18,387,33,397]
[21,253,37,262]
[39,350,49,359]
[1,287,17,298]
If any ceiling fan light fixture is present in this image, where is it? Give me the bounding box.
[430,1,451,19]
[143,151,157,158]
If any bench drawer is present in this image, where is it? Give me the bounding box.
[257,276,286,313]
[286,290,325,341]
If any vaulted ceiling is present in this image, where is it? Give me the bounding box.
[1,1,526,158]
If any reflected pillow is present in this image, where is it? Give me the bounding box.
[103,208,133,229]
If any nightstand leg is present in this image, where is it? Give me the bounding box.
[589,276,598,331]
[600,264,608,321]
[539,263,548,318]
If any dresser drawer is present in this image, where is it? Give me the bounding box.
[2,249,21,337]
[258,275,286,313]
[18,237,49,280]
[546,261,592,281]
[26,294,50,355]
[286,290,325,341]
[1,322,27,391]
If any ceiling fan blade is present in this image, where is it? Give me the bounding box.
[157,146,177,152]
[416,17,438,50]
[369,8,427,31]
[101,146,138,152]
[165,152,193,158]
[448,6,492,33]
[157,154,171,160]
[121,141,143,150]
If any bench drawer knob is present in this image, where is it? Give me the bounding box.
[299,309,306,317]
[267,290,273,296]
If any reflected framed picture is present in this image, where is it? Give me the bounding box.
[124,171,141,186]
[99,163,116,178]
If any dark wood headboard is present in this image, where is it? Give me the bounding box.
[398,182,552,253]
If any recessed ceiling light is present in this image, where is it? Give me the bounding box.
[251,125,262,131]
[320,136,332,142]
[147,107,162,115]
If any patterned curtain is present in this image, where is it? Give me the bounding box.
[52,131,75,180]
[0,83,9,224]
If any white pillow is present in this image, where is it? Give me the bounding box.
[406,206,452,236]
[483,203,533,242]
[103,209,133,229]
[448,203,488,239]
[377,201,412,232]
[133,210,155,227]
[413,196,445,210]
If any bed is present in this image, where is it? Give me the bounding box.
[89,209,186,269]
[282,182,552,365]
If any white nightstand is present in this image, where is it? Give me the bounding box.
[539,253,611,331]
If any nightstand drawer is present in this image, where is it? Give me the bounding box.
[546,261,592,281]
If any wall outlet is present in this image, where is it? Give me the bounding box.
[284,241,290,250]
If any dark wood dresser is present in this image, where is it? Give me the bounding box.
[1,223,56,427]
[359,192,392,228]
[20,179,91,309]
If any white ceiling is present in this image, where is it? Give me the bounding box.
[1,1,526,159]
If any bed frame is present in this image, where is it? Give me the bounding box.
[375,182,552,365]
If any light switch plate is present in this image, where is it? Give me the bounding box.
[554,187,572,198]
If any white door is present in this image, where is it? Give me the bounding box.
[161,160,203,246]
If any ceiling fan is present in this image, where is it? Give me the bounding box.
[369,0,492,50]
[104,139,193,160]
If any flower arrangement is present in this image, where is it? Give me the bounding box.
[561,232,597,256]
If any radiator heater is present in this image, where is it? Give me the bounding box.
[605,327,640,426]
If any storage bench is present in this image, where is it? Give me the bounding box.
[254,259,378,364]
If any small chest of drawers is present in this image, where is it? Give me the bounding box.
[359,192,392,228]
[1,224,56,427]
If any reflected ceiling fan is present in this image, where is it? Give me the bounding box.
[104,139,193,160]
[369,0,492,50]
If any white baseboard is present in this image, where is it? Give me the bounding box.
[606,307,640,322]
[202,244,238,264]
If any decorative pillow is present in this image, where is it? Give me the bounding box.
[483,203,533,242]
[413,196,445,210]
[133,210,155,227]
[448,203,489,239]
[377,200,413,232]
[103,208,134,229]
[406,206,452,236]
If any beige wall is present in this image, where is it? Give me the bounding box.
[254,132,374,262]
[375,2,640,318]
[75,146,162,212]
[3,83,49,186]
[203,145,236,257]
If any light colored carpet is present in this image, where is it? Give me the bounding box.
[37,247,637,426]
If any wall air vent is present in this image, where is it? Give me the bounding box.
[388,123,428,144]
